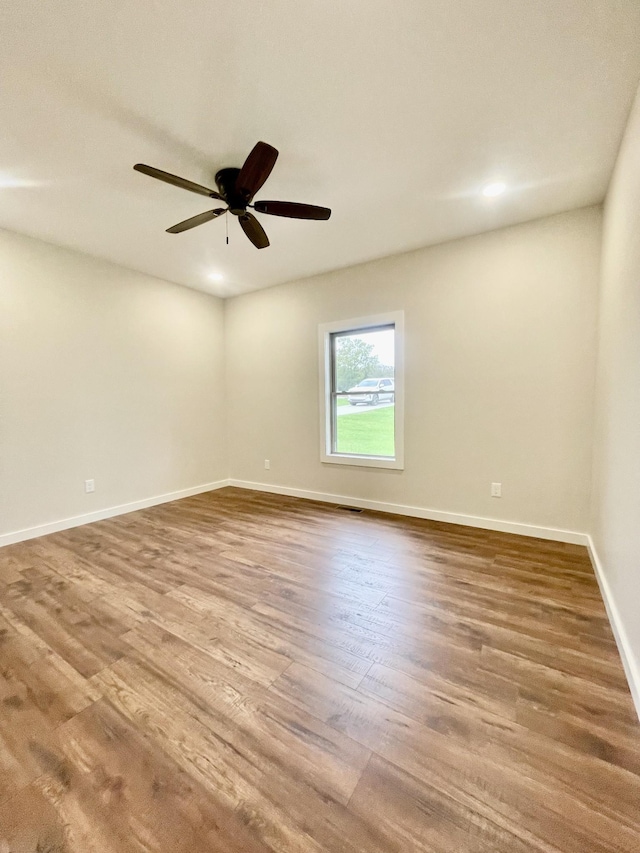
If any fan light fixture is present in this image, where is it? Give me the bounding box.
[133,141,331,250]
[482,181,507,198]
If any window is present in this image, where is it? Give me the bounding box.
[319,312,404,468]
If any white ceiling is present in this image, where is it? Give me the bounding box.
[1,1,640,297]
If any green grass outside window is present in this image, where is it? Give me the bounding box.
[335,405,395,457]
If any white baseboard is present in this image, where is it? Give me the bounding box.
[0,480,230,548]
[587,537,640,722]
[227,479,589,545]
[1,476,589,550]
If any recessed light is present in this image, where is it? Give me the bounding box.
[482,181,506,198]
[0,174,41,189]
[208,272,224,282]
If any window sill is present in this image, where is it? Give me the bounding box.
[321,452,404,470]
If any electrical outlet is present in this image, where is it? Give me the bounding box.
[264,459,270,470]
[491,482,502,498]
[85,479,95,494]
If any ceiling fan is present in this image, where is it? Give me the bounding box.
[133,141,331,249]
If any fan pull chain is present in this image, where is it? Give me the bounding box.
[226,211,229,245]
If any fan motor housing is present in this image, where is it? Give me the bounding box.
[215,167,246,215]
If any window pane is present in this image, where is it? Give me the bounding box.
[332,326,395,457]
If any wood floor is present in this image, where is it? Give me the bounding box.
[0,488,638,852]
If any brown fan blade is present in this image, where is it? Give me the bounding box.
[235,142,279,201]
[166,208,226,234]
[134,164,223,199]
[239,212,270,249]
[253,200,331,220]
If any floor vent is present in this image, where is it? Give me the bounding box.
[336,505,364,513]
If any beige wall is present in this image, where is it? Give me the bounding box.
[225,206,601,534]
[591,87,640,690]
[1,207,602,542]
[0,229,226,538]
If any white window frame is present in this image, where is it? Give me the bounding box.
[319,311,404,469]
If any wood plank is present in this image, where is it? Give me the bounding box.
[0,486,637,851]
[349,753,554,853]
[28,698,272,853]
[96,621,371,806]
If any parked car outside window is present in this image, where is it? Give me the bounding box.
[347,378,395,405]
